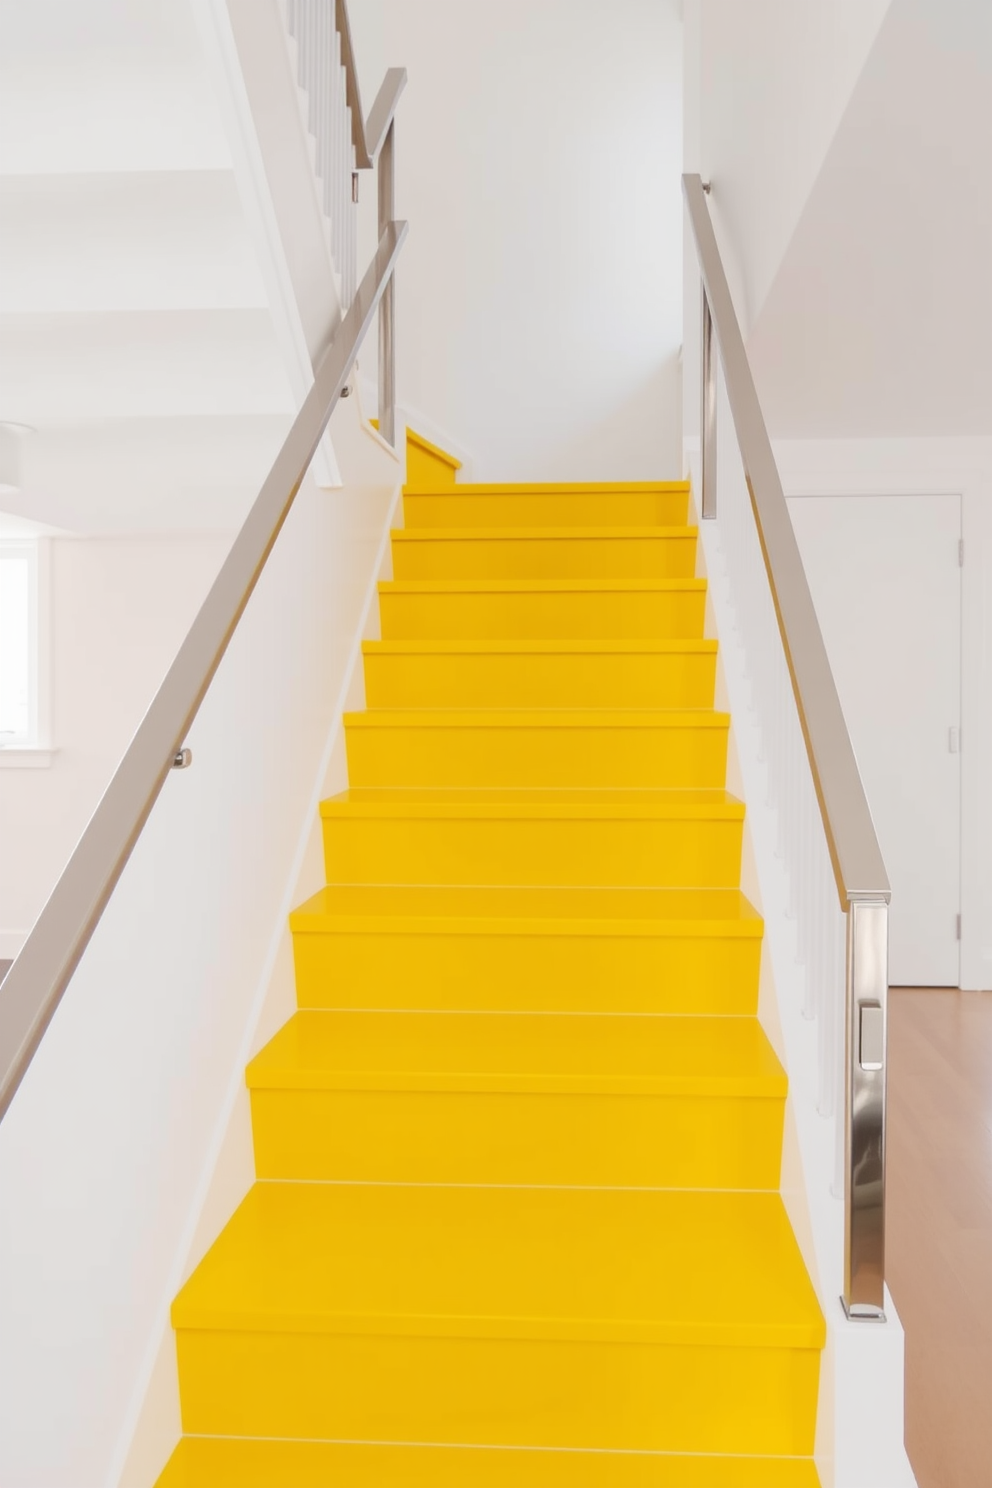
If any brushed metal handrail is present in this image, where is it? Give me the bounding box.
[683,172,889,1318]
[683,174,888,909]
[0,221,407,1126]
[335,0,407,169]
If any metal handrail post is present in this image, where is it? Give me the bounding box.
[843,897,888,1317]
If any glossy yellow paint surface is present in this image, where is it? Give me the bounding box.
[344,707,730,788]
[321,786,745,887]
[362,638,719,708]
[403,426,461,489]
[157,452,823,1486]
[172,1186,821,1451]
[291,884,764,1015]
[378,577,708,640]
[248,1009,787,1186]
[158,1436,821,1488]
[390,525,699,579]
[403,480,690,529]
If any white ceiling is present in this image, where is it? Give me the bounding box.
[748,0,992,438]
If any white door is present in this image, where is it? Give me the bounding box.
[788,494,962,987]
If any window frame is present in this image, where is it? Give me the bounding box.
[0,537,52,766]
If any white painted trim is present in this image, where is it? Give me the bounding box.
[186,0,341,488]
[0,538,53,752]
[0,749,56,769]
[109,469,404,1488]
[0,932,27,960]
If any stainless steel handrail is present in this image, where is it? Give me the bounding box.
[683,172,889,1318]
[334,0,407,446]
[335,0,407,169]
[0,220,407,1127]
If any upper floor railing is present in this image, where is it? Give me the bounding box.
[282,0,406,444]
[0,3,407,1126]
[683,173,890,1320]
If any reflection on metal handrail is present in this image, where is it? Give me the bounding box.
[0,221,407,1129]
[683,172,889,1319]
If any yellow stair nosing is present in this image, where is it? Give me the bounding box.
[344,709,730,730]
[172,1307,823,1351]
[158,1438,821,1488]
[157,1437,822,1488]
[379,578,708,595]
[289,911,763,939]
[246,1011,787,1096]
[172,1305,824,1351]
[362,638,720,655]
[318,789,746,822]
[390,525,699,542]
[170,1184,826,1349]
[405,480,691,495]
[247,1070,787,1098]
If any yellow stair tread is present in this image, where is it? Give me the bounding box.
[407,480,691,495]
[290,884,763,937]
[319,787,746,821]
[362,638,719,655]
[172,1184,825,1349]
[156,1436,820,1487]
[246,1010,787,1096]
[390,525,698,541]
[380,578,708,594]
[345,708,730,730]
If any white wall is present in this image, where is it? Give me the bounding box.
[351,0,684,482]
[773,437,992,994]
[0,391,400,1488]
[684,0,892,334]
[0,536,230,959]
[748,0,992,442]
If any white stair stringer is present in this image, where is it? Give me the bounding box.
[689,444,918,1488]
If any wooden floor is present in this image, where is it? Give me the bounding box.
[888,988,992,1488]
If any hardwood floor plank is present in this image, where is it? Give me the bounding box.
[888,988,992,1488]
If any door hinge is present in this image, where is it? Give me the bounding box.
[949,726,961,753]
[352,171,360,203]
[956,913,962,941]
[959,538,964,566]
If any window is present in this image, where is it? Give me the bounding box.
[0,539,49,759]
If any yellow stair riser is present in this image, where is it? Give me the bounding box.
[293,930,761,1014]
[378,585,706,641]
[344,718,729,790]
[176,1331,819,1457]
[362,645,718,709]
[390,532,698,581]
[157,1437,821,1488]
[403,487,690,529]
[321,816,744,889]
[404,434,461,490]
[250,1089,785,1188]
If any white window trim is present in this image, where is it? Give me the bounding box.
[0,537,54,767]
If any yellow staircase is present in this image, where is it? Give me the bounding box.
[157,435,825,1487]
